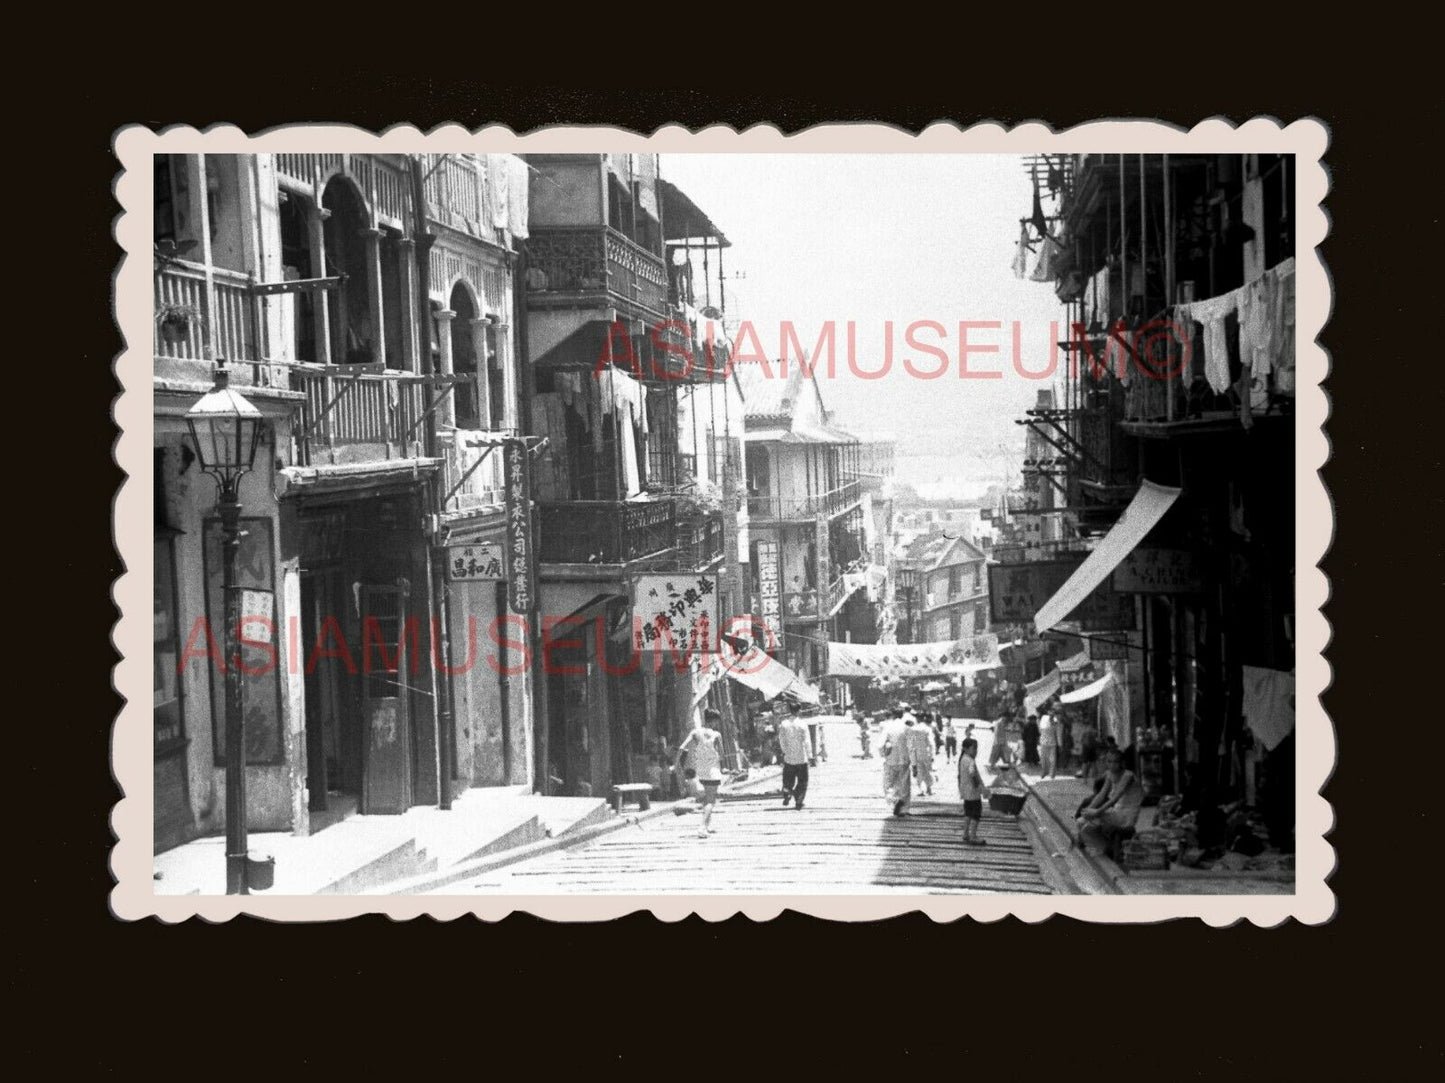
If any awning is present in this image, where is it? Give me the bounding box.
[1033,479,1182,632]
[1060,671,1114,704]
[1057,651,1091,673]
[1024,669,1061,714]
[724,648,816,703]
[659,178,731,247]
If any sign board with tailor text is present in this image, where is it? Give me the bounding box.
[503,438,535,613]
[989,559,1136,632]
[1111,548,1204,594]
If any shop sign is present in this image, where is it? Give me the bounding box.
[757,539,782,648]
[989,558,1133,629]
[1112,548,1203,594]
[503,438,534,613]
[631,574,719,654]
[447,540,505,582]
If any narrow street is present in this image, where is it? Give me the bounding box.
[440,719,1058,894]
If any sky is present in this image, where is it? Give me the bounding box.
[660,154,1068,497]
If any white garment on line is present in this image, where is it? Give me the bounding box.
[1179,289,1240,395]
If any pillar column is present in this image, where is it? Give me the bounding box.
[361,227,386,367]
[470,316,492,429]
[435,308,457,428]
[309,206,332,366]
[398,237,419,373]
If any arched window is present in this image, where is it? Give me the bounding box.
[449,282,480,429]
[321,178,374,365]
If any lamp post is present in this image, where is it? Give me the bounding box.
[185,366,263,895]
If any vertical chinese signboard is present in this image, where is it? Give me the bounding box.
[757,539,782,649]
[503,438,534,614]
[631,574,719,654]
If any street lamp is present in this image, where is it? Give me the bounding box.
[185,366,263,895]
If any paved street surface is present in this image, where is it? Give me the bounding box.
[441,718,1054,895]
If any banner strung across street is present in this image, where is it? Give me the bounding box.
[825,633,1001,678]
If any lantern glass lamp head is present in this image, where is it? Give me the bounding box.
[185,367,263,502]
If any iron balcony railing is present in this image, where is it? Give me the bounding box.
[524,226,669,320]
[537,499,677,565]
[747,480,861,522]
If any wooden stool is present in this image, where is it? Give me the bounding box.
[611,783,653,812]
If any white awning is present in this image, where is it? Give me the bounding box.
[724,648,818,704]
[1033,480,1182,632]
[1060,671,1114,704]
[1024,669,1061,714]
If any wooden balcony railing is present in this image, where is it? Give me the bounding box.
[155,261,259,362]
[525,227,669,319]
[290,367,430,466]
[537,499,676,565]
[747,480,862,522]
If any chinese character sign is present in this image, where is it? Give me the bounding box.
[757,539,782,647]
[503,438,535,614]
[447,540,505,582]
[631,574,720,654]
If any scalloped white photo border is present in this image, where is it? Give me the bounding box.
[111,119,1333,924]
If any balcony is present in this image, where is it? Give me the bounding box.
[155,260,261,364]
[537,499,676,566]
[290,367,430,466]
[747,480,862,523]
[677,511,725,570]
[524,226,669,321]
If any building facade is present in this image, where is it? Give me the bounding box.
[736,360,870,696]
[519,152,746,798]
[1006,152,1297,840]
[153,152,535,852]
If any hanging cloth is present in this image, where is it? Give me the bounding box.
[1180,289,1240,395]
[1030,235,1062,283]
[1273,258,1297,396]
[1012,223,1032,279]
[1030,176,1050,240]
[1241,666,1295,751]
[622,403,642,496]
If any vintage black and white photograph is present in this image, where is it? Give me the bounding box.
[116,123,1329,919]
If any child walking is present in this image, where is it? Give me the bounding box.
[957,738,988,847]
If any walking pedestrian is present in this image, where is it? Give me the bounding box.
[676,709,725,838]
[957,737,988,847]
[1022,713,1041,766]
[881,707,915,817]
[777,703,811,811]
[944,720,958,763]
[909,711,936,796]
[857,710,872,759]
[932,714,945,756]
[1038,701,1059,779]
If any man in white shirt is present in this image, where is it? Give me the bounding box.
[881,707,916,817]
[1038,702,1059,779]
[776,701,812,810]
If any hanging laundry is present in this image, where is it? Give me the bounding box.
[1183,289,1240,395]
[507,155,531,239]
[1171,308,1201,386]
[1030,176,1050,239]
[487,154,510,234]
[1047,158,1064,196]
[1241,666,1295,751]
[1011,223,1032,279]
[1030,235,1062,283]
[1273,258,1297,396]
[1239,268,1277,379]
